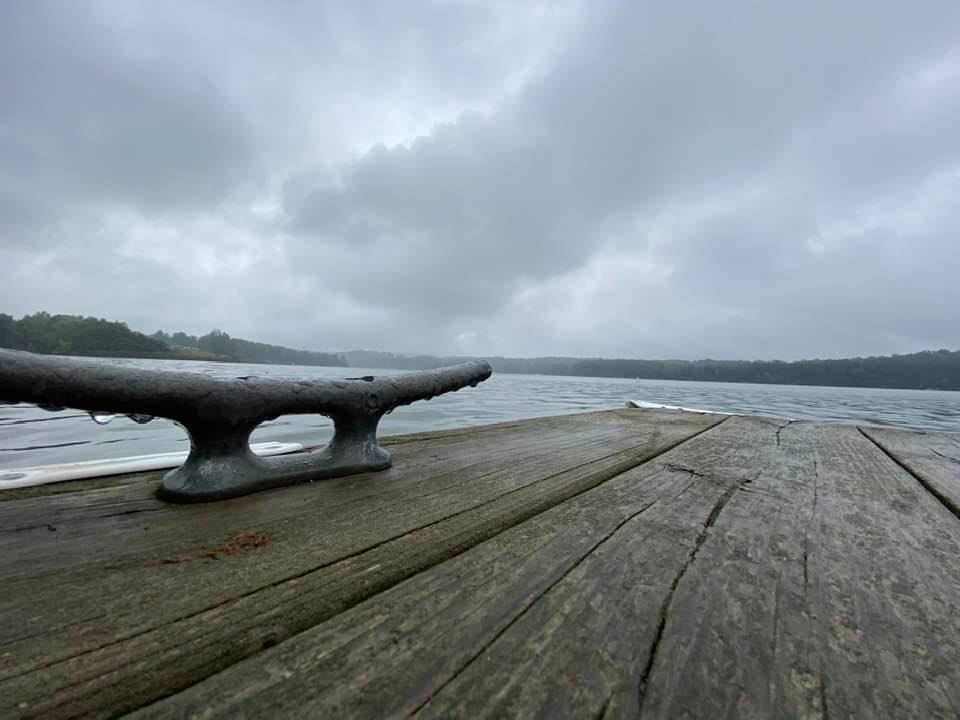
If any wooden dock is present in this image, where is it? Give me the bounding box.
[2,408,959,718]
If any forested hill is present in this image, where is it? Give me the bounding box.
[0,313,346,367]
[343,350,960,391]
[561,353,960,390]
[150,329,346,367]
[1,312,168,356]
[3,312,957,389]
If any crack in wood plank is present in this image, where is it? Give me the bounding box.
[592,694,612,720]
[636,474,751,712]
[409,496,665,716]
[12,413,959,719]
[819,671,830,720]
[775,420,794,447]
[127,416,758,720]
[931,448,960,465]
[803,458,819,597]
[2,414,728,718]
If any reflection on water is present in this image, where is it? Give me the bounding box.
[1,357,958,469]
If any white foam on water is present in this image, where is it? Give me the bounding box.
[0,441,305,489]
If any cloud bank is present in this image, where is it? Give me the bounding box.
[2,1,958,359]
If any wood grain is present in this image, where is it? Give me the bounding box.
[637,421,960,718]
[861,425,960,517]
[0,409,721,719]
[132,414,769,719]
[6,409,959,719]
[133,417,960,720]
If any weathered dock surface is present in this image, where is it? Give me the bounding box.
[2,408,959,718]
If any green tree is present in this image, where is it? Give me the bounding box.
[170,331,199,348]
[198,329,234,356]
[0,313,20,348]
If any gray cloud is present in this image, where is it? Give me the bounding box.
[1,1,958,359]
[0,3,256,222]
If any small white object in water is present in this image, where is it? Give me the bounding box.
[626,400,795,422]
[625,399,733,415]
[0,441,304,490]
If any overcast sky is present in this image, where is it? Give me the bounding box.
[2,1,958,360]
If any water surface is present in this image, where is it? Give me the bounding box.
[1,358,957,469]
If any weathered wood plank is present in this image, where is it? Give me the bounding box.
[0,409,721,719]
[129,414,777,720]
[0,415,586,520]
[861,425,960,517]
[415,416,785,720]
[634,422,960,718]
[131,418,960,720]
[0,412,644,608]
[0,419,532,504]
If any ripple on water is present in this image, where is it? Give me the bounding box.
[0,359,957,469]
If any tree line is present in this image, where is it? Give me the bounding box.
[3,312,958,389]
[0,312,345,367]
[150,328,346,366]
[562,353,960,390]
[0,312,168,355]
[344,349,960,390]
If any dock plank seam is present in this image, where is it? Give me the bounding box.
[3,417,730,714]
[0,415,547,503]
[802,458,819,596]
[636,469,757,714]
[0,430,619,538]
[858,427,960,522]
[2,443,628,683]
[0,428,648,592]
[127,419,731,713]
[407,495,668,717]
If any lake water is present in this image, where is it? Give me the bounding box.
[1,358,958,470]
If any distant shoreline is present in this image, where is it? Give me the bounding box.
[42,349,341,367]
[16,348,958,393]
[4,311,958,391]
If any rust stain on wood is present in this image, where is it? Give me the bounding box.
[147,531,272,566]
